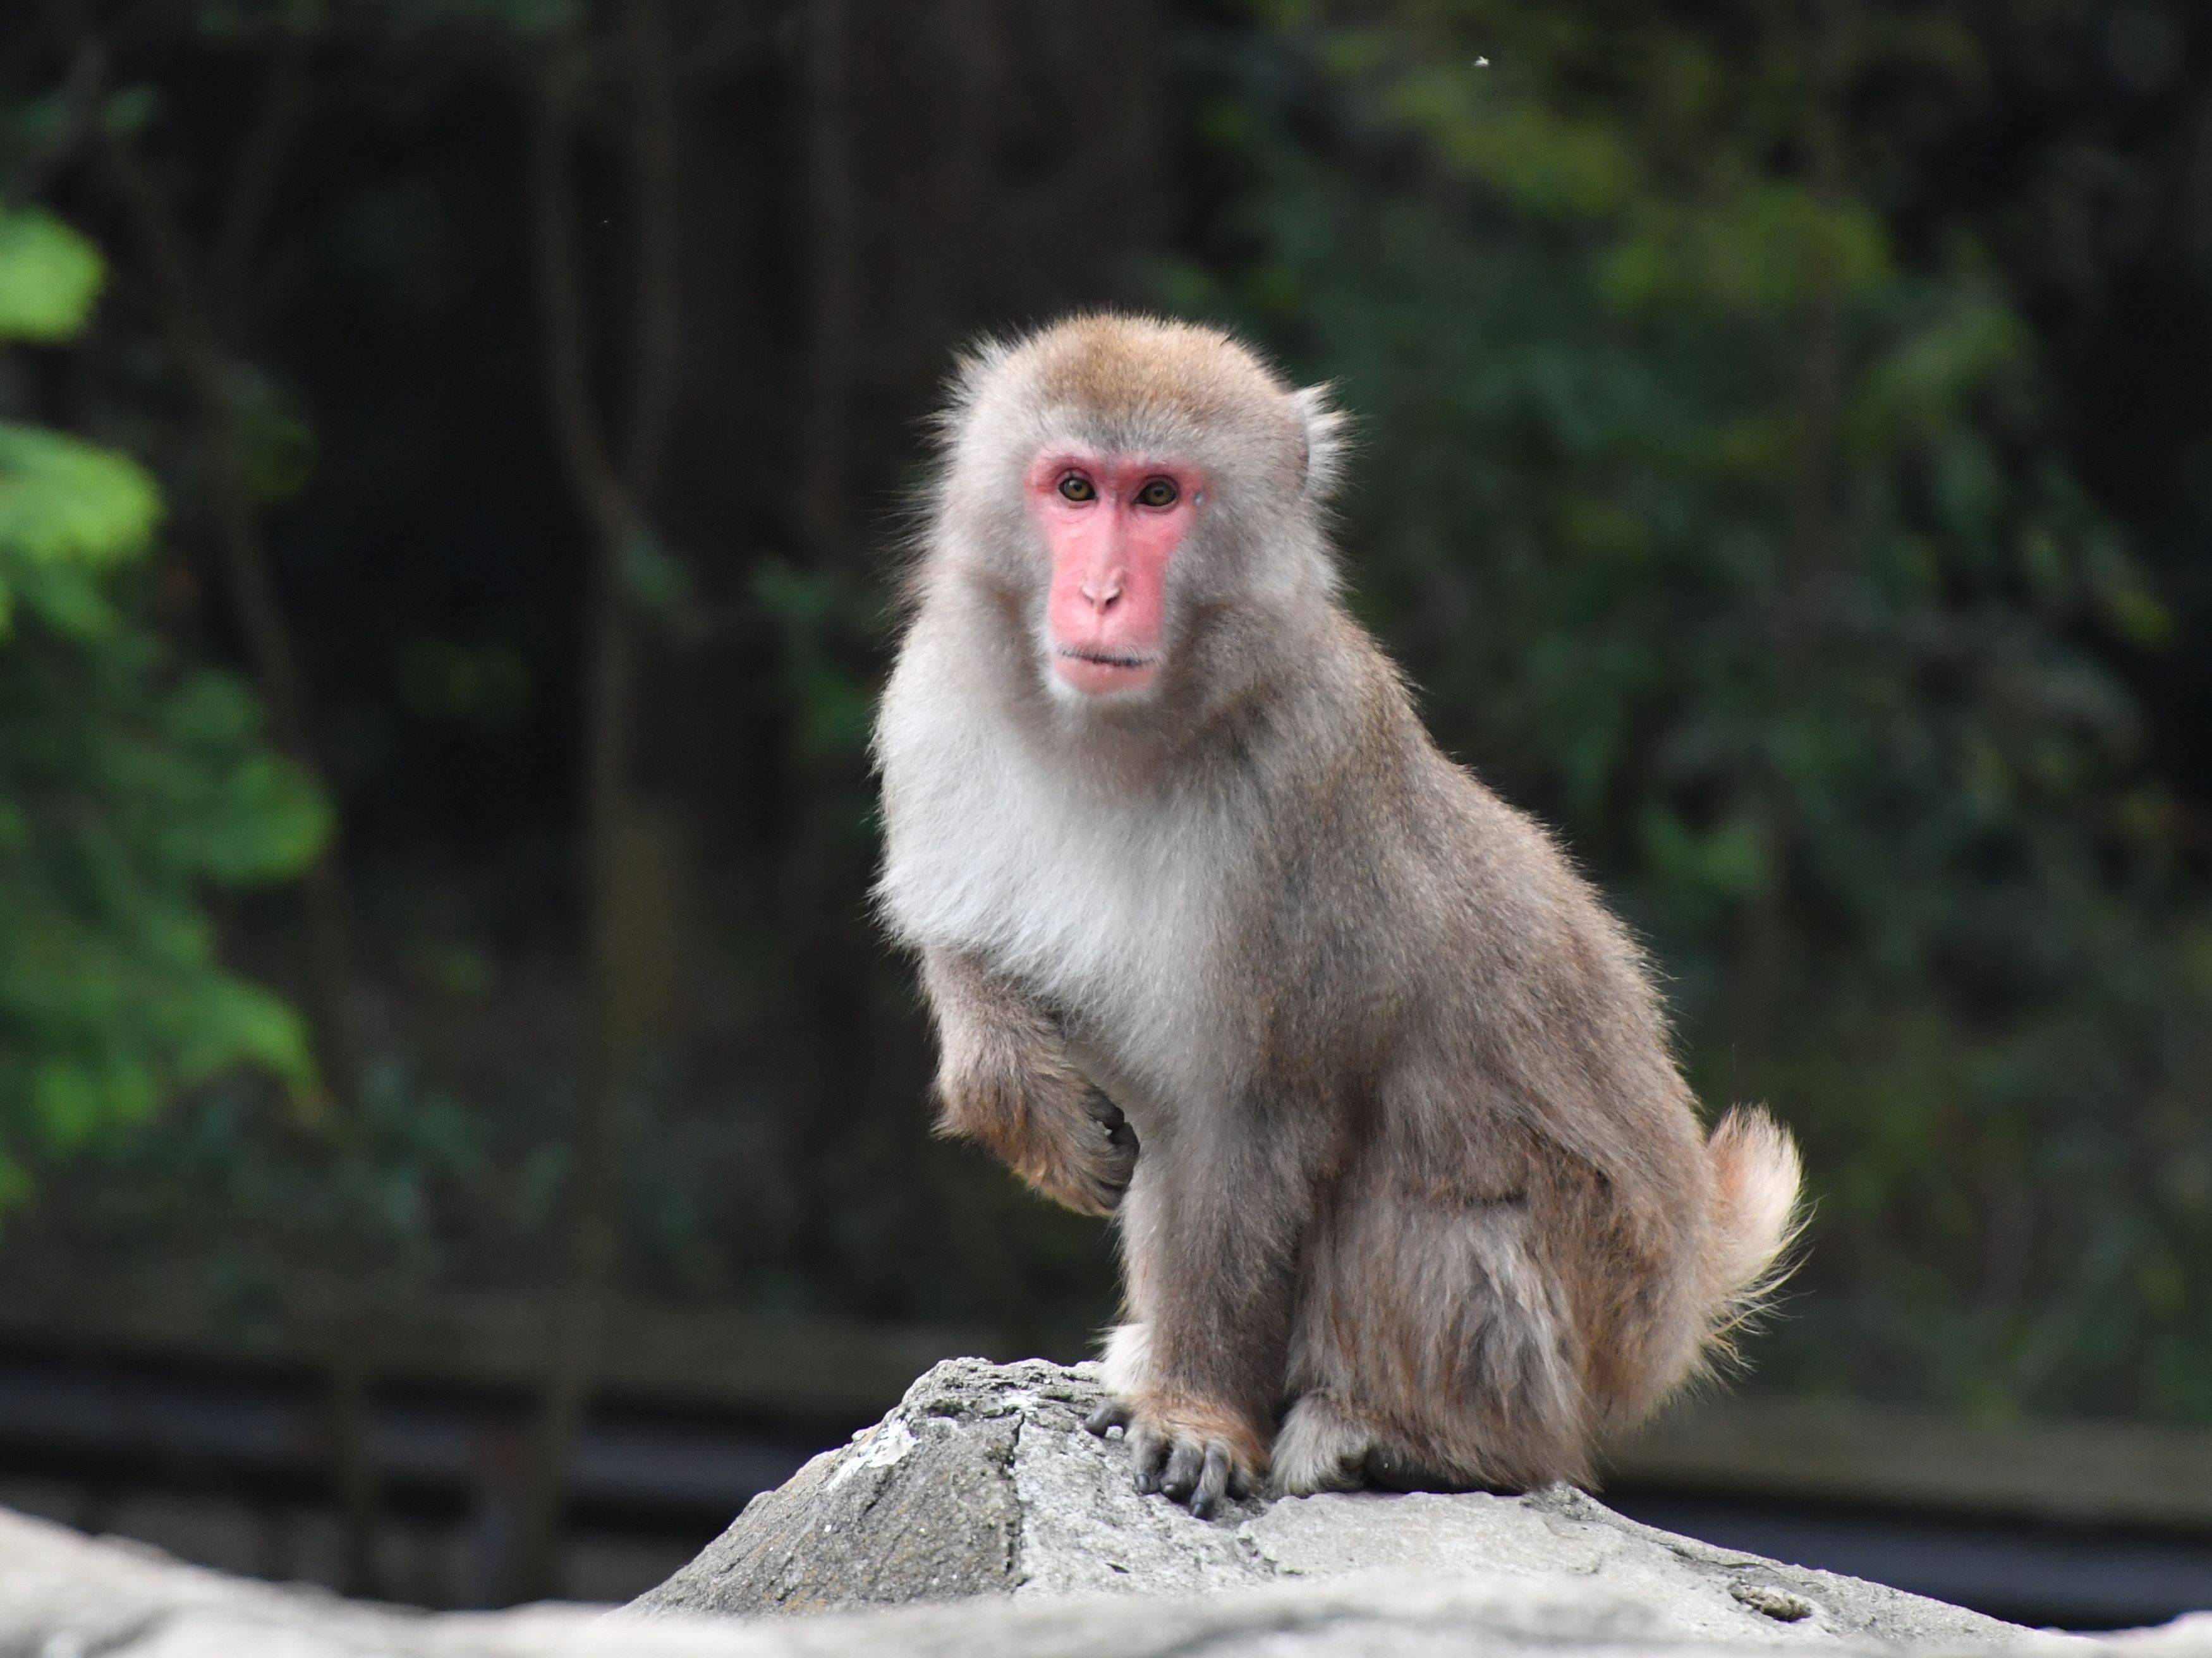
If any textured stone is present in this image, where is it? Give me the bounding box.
[633,1357,1275,1619]
[637,1357,2059,1652]
[4,1357,2208,1657]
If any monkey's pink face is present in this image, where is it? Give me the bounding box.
[1025,449,1205,698]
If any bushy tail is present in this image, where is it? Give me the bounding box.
[1699,1106,1805,1356]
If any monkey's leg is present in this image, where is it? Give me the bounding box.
[1085,1115,1311,1517]
[1278,1181,1592,1496]
[920,948,1138,1216]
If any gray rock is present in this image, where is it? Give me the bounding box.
[2,1357,2204,1657]
[633,1356,2072,1652]
[0,1513,2124,1658]
[636,1357,1274,1618]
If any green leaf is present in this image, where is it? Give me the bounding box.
[0,210,104,342]
[0,424,163,569]
[171,977,319,1094]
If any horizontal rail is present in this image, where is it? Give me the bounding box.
[7,1247,2212,1535]
[1606,1394,2212,1533]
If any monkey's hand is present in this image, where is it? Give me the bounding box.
[936,1041,1139,1217]
[923,949,1138,1214]
[1084,1393,1265,1520]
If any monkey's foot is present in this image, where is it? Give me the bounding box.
[1270,1392,1375,1496]
[1085,1394,1262,1520]
[1273,1392,1483,1496]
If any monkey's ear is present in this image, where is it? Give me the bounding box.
[1291,384,1348,501]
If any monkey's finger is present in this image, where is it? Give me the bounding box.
[1189,1444,1233,1519]
[1129,1427,1169,1494]
[1085,1089,1140,1157]
[1161,1437,1206,1501]
[1084,1399,1131,1437]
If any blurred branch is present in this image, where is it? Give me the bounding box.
[623,0,680,495]
[678,8,781,83]
[1783,0,1854,611]
[774,0,878,1276]
[1741,0,1858,1044]
[511,0,685,1601]
[799,0,856,560]
[210,30,312,345]
[527,56,630,552]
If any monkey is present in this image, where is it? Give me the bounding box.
[872,313,1802,1520]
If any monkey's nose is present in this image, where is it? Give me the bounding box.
[1079,573,1126,610]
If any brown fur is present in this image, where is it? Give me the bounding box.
[921,950,1134,1218]
[873,313,1803,1509]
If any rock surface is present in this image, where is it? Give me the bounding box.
[633,1357,2082,1648]
[2,1356,2208,1656]
[0,1503,2134,1658]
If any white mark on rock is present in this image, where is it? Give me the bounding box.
[825,1417,918,1490]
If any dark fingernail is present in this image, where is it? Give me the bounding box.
[1163,1442,1205,1499]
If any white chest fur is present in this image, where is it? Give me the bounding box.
[876,657,1243,1108]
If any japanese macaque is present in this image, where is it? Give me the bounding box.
[873,313,1802,1518]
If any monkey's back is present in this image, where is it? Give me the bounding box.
[1238,618,1719,1425]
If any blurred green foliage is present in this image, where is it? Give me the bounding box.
[3,0,2208,1434]
[1172,0,2212,1415]
[0,206,325,1214]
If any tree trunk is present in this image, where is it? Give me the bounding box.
[510,0,684,1599]
[783,0,878,1266]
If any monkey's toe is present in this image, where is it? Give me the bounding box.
[1167,1443,1234,1517]
[1128,1424,1170,1494]
[1161,1437,1207,1501]
[1084,1398,1131,1437]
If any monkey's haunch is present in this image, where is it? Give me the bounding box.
[875,312,1804,1512]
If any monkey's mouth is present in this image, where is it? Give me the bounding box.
[1058,646,1157,670]
[1052,644,1162,695]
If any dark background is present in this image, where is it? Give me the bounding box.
[1,0,2209,1623]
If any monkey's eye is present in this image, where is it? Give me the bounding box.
[1135,478,1180,509]
[1057,473,1097,503]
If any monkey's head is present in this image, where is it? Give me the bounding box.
[927,313,1346,720]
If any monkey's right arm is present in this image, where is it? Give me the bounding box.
[919,948,1138,1217]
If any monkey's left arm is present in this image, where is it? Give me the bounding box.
[919,947,1139,1216]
